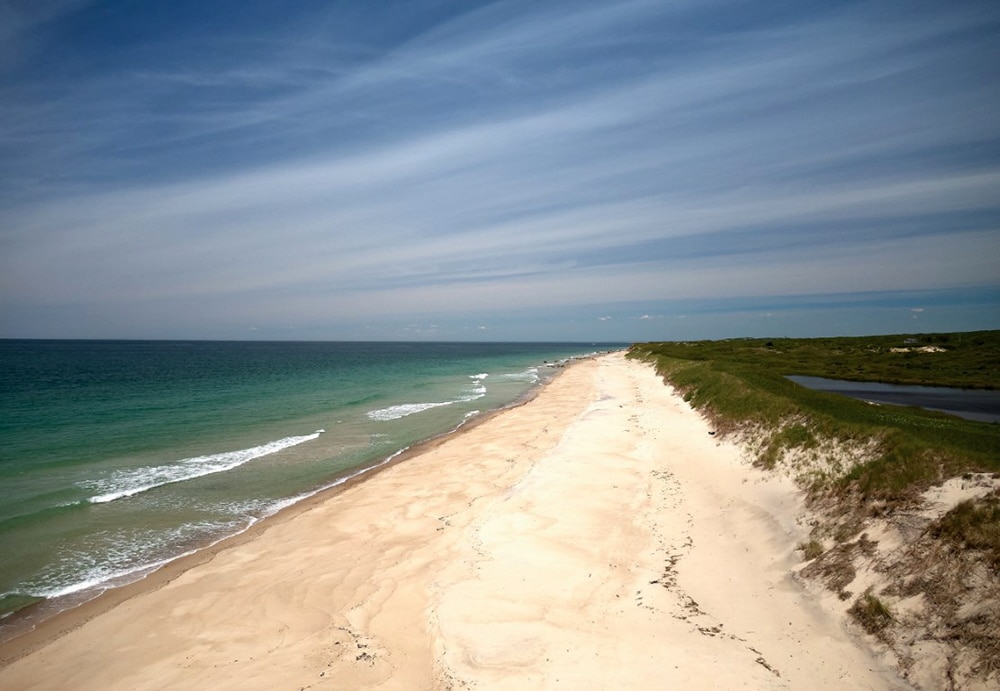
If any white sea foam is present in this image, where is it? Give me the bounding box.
[461,386,486,401]
[13,516,242,601]
[25,552,180,600]
[0,516,263,620]
[503,367,540,383]
[463,373,488,398]
[366,400,456,421]
[368,373,490,421]
[83,430,324,504]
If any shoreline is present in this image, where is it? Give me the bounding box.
[0,356,585,663]
[0,353,905,689]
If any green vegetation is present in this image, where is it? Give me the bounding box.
[632,330,999,389]
[928,492,1000,569]
[628,330,1000,502]
[849,589,894,639]
[798,539,824,561]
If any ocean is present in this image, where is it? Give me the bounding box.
[0,340,621,633]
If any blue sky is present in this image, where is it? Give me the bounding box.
[1,0,998,341]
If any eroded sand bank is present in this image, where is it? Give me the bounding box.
[0,353,906,689]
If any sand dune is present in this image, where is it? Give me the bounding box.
[0,353,906,689]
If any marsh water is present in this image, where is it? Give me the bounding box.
[786,376,1000,423]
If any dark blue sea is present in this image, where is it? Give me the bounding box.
[0,340,621,631]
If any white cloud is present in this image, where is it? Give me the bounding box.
[1,0,997,338]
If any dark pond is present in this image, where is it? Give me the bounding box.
[786,376,1000,424]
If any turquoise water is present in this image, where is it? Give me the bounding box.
[0,340,621,628]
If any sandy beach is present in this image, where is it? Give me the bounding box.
[0,353,906,690]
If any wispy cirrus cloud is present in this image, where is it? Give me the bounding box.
[1,0,998,340]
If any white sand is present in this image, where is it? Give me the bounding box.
[0,353,906,689]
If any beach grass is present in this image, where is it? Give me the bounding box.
[928,492,1000,569]
[797,538,824,561]
[628,330,1000,503]
[848,589,894,640]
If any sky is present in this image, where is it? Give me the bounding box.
[1,0,998,342]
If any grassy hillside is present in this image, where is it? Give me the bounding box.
[628,330,1000,500]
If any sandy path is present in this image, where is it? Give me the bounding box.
[0,353,905,690]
